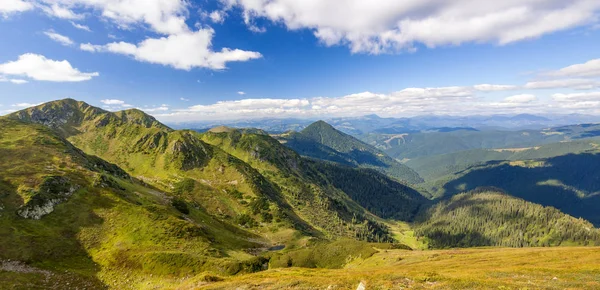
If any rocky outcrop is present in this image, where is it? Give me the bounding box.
[17,176,79,220]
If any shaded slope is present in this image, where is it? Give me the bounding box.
[414,190,600,248]
[440,153,600,226]
[278,121,423,184]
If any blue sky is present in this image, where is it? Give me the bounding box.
[1,0,600,122]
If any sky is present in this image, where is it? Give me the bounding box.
[0,0,600,122]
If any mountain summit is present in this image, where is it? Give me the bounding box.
[277,120,423,184]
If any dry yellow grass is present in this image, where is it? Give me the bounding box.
[183,247,600,289]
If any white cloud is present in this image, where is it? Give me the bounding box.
[10,79,28,84]
[81,29,262,70]
[71,21,92,32]
[0,53,99,82]
[80,43,100,52]
[180,97,190,101]
[39,0,190,35]
[504,94,537,103]
[156,86,484,121]
[551,91,600,111]
[40,3,84,20]
[553,92,600,102]
[44,30,74,46]
[101,99,125,105]
[0,0,34,16]
[525,79,600,90]
[12,103,39,108]
[548,58,600,78]
[222,0,600,54]
[142,106,169,112]
[237,91,246,95]
[100,99,134,110]
[473,84,518,92]
[5,1,262,72]
[209,10,226,24]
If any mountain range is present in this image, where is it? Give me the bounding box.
[172,113,600,135]
[2,99,600,288]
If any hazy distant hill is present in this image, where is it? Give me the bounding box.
[407,137,600,182]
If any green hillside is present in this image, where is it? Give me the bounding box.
[8,99,428,245]
[276,121,423,184]
[0,118,267,289]
[199,127,424,242]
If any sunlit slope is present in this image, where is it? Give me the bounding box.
[198,246,600,289]
[200,128,423,242]
[0,118,267,289]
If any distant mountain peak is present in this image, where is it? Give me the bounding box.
[303,120,338,133]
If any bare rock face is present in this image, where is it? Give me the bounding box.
[17,176,79,220]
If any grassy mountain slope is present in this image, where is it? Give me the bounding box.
[8,99,324,244]
[201,246,600,289]
[9,100,424,244]
[0,118,268,289]
[276,121,423,184]
[414,190,600,248]
[199,128,423,242]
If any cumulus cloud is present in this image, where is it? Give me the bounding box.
[548,58,600,78]
[473,84,519,91]
[80,29,262,70]
[180,97,190,101]
[156,86,486,121]
[100,99,135,110]
[101,99,125,105]
[208,10,226,24]
[221,0,600,54]
[553,92,600,102]
[3,1,263,71]
[10,79,28,84]
[0,53,99,82]
[40,3,84,20]
[551,91,600,111]
[237,91,246,95]
[44,30,74,46]
[504,94,537,103]
[0,0,34,16]
[142,105,169,112]
[71,21,92,32]
[12,103,40,108]
[525,79,600,90]
[36,0,189,34]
